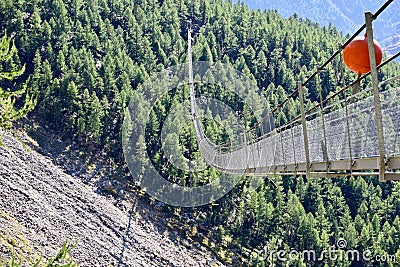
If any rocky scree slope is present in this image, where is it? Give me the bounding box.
[0,131,222,266]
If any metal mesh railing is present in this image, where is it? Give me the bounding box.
[193,85,400,174]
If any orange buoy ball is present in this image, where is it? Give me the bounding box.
[343,32,383,75]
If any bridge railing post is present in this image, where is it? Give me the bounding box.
[316,69,330,170]
[290,126,298,174]
[279,128,286,171]
[298,81,311,178]
[365,11,386,182]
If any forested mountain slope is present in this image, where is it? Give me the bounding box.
[241,0,400,57]
[1,0,400,266]
[2,0,399,158]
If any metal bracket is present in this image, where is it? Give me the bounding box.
[326,161,331,172]
[385,156,389,168]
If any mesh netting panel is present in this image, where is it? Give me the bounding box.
[307,116,326,162]
[381,89,400,156]
[324,108,351,161]
[292,124,306,164]
[349,95,378,158]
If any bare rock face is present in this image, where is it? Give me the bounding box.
[0,132,222,266]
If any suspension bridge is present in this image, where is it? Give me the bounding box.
[188,1,400,182]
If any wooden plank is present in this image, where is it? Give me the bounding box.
[385,173,400,181]
[388,157,400,169]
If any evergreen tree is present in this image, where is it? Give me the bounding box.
[1,0,400,265]
[0,33,36,135]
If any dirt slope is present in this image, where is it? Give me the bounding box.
[0,131,222,266]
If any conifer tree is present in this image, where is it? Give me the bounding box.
[0,33,36,136]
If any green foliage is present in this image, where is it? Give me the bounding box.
[0,33,36,133]
[9,241,77,267]
[1,0,400,266]
[0,211,77,267]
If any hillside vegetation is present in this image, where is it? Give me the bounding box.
[242,0,400,57]
[1,0,400,266]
